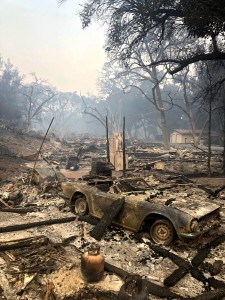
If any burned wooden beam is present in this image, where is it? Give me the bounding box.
[90,198,124,240]
[0,207,37,214]
[191,235,225,269]
[191,288,225,300]
[207,234,225,248]
[104,262,185,299]
[191,248,211,268]
[0,236,49,251]
[208,277,225,289]
[163,234,225,287]
[149,244,207,284]
[0,216,76,233]
[164,267,188,287]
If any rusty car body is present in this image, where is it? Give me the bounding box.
[61,177,220,245]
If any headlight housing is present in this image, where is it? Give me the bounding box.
[190,219,199,232]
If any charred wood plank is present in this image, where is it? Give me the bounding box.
[61,235,77,245]
[208,277,225,289]
[191,288,225,300]
[104,262,185,299]
[192,235,225,268]
[0,207,37,214]
[0,216,76,233]
[191,248,211,268]
[90,198,124,240]
[207,234,225,248]
[0,236,49,251]
[164,267,188,287]
[149,244,189,268]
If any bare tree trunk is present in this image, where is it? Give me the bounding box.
[223,99,225,174]
[152,68,170,150]
[159,109,170,149]
[146,44,170,149]
[182,71,198,145]
[140,119,147,139]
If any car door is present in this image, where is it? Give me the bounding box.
[90,188,118,218]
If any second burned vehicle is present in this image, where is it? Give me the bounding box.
[61,176,221,245]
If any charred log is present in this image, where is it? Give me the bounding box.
[191,288,225,300]
[104,262,185,299]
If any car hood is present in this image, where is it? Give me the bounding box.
[168,199,220,219]
[136,187,221,219]
[125,191,220,219]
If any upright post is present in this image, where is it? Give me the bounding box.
[106,116,110,163]
[30,117,54,183]
[123,116,126,177]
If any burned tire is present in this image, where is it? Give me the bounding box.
[74,198,89,216]
[150,219,174,245]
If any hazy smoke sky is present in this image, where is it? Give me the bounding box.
[0,0,106,95]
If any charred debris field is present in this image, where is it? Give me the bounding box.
[0,121,225,300]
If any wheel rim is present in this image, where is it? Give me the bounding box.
[75,198,87,215]
[150,220,174,245]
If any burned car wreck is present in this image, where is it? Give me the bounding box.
[61,177,221,245]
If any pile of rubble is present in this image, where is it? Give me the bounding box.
[0,173,225,299]
[0,122,225,299]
